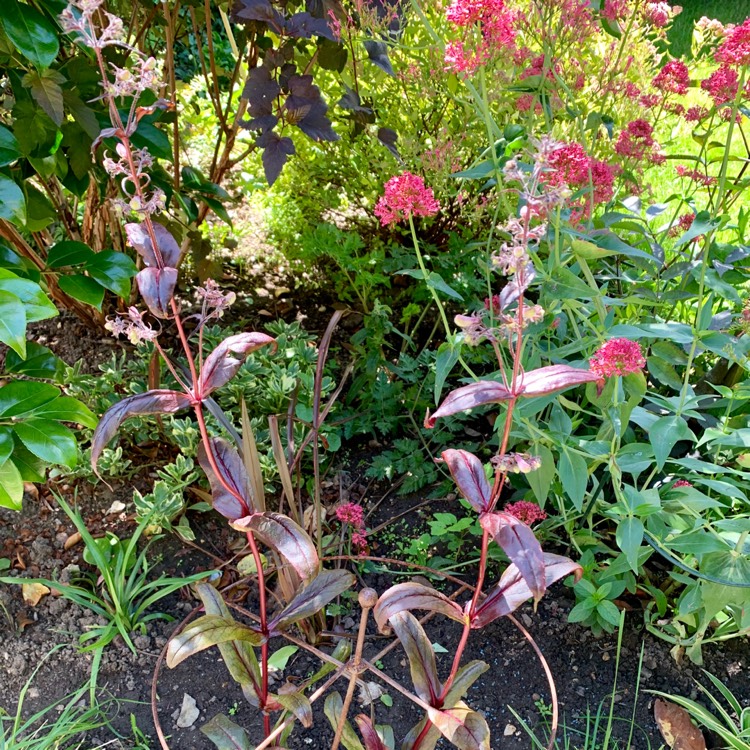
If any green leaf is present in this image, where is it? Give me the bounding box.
[0,459,23,511]
[426,272,463,301]
[647,355,681,391]
[5,342,63,380]
[23,183,56,232]
[1,0,59,69]
[597,600,622,627]
[0,270,57,321]
[58,274,105,308]
[558,447,587,511]
[434,341,460,404]
[200,714,252,750]
[47,240,96,268]
[32,396,97,428]
[166,615,265,668]
[267,645,298,671]
[0,175,26,225]
[649,415,695,470]
[0,380,59,418]
[84,250,137,298]
[528,444,554,505]
[23,69,66,126]
[0,289,26,357]
[0,427,14,465]
[13,418,78,468]
[616,517,644,574]
[0,126,21,167]
[567,598,597,623]
[11,441,45,482]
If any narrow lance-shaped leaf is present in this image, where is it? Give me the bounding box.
[166,614,265,668]
[269,569,355,633]
[273,691,313,728]
[425,380,512,428]
[518,364,601,397]
[197,438,253,520]
[91,390,191,475]
[231,512,319,581]
[480,512,546,603]
[355,715,388,750]
[200,713,253,750]
[199,332,276,396]
[125,222,181,268]
[441,449,491,513]
[472,553,583,629]
[324,692,365,750]
[136,267,177,319]
[374,582,466,633]
[426,703,490,750]
[441,661,489,707]
[389,611,442,704]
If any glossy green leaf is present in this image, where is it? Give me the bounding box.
[24,69,66,126]
[1,0,59,69]
[166,615,265,668]
[23,183,56,232]
[0,459,23,511]
[5,342,63,380]
[84,250,137,298]
[0,380,59,418]
[649,415,695,470]
[13,418,78,467]
[0,175,26,225]
[0,289,26,357]
[11,441,45,482]
[32,396,97,428]
[47,240,96,268]
[0,427,14,466]
[58,274,105,308]
[0,270,57,321]
[0,126,21,166]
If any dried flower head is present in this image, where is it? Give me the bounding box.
[105,306,158,345]
[491,452,542,474]
[375,172,440,227]
[589,338,645,378]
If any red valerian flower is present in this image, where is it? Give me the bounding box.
[336,502,365,527]
[673,479,693,488]
[715,18,750,67]
[701,65,739,106]
[374,172,440,227]
[504,501,547,525]
[589,338,646,378]
[652,60,690,95]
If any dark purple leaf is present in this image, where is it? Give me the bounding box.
[519,364,601,397]
[124,222,181,268]
[284,12,337,41]
[91,390,191,475]
[285,76,338,142]
[257,132,296,186]
[242,114,279,133]
[425,380,512,428]
[231,512,319,581]
[472,553,583,629]
[338,86,365,112]
[199,332,276,396]
[269,569,355,633]
[441,449,491,513]
[377,127,400,160]
[166,614,265,668]
[242,66,281,117]
[426,705,490,750]
[363,40,394,77]
[374,582,465,632]
[355,715,388,750]
[497,263,535,311]
[197,437,253,520]
[480,512,546,604]
[232,0,285,27]
[389,612,441,704]
[136,267,177,319]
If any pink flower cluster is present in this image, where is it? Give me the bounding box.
[547,142,615,205]
[335,503,367,554]
[672,479,693,488]
[715,18,750,67]
[589,338,646,378]
[641,2,678,28]
[444,0,517,75]
[614,120,664,164]
[701,65,739,106]
[652,61,690,95]
[375,172,440,227]
[504,501,547,525]
[675,165,716,187]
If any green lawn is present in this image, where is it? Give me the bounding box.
[669,0,750,57]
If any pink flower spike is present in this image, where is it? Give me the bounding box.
[504,501,547,525]
[589,338,646,378]
[375,172,440,227]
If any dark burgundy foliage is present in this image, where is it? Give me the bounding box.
[125,222,181,268]
[425,380,513,428]
[197,438,253,520]
[91,390,192,474]
[374,582,466,632]
[389,612,441,704]
[356,715,389,750]
[199,332,277,396]
[377,126,400,159]
[363,40,395,77]
[136,266,177,319]
[497,263,535,311]
[441,449,491,513]
[259,132,296,185]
